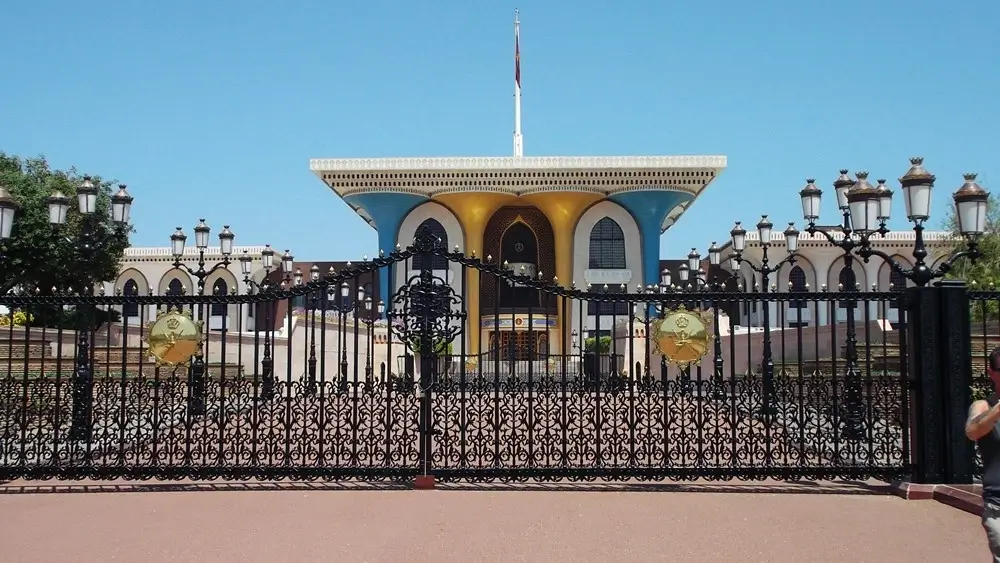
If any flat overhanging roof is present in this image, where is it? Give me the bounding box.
[310,155,727,230]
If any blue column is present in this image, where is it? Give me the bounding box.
[344,193,427,306]
[609,191,694,288]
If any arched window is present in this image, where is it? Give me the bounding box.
[122,279,139,318]
[411,218,448,271]
[166,277,185,311]
[839,267,857,309]
[211,279,228,316]
[789,266,807,309]
[588,217,626,269]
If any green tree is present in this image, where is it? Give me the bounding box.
[0,153,132,295]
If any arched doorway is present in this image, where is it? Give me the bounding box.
[412,218,449,271]
[480,206,557,361]
[499,222,540,310]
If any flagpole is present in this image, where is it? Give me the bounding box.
[513,9,523,158]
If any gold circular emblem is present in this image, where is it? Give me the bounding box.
[652,306,713,366]
[145,308,203,366]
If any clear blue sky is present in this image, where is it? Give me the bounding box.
[1,0,996,260]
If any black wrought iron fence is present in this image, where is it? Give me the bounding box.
[0,242,917,482]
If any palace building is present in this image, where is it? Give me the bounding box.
[307,12,727,355]
[308,155,726,355]
[98,12,959,361]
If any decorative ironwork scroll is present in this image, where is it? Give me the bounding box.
[386,227,467,356]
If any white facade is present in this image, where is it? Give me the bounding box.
[722,230,959,329]
[571,200,643,337]
[100,246,274,331]
[390,197,647,342]
[394,201,465,291]
[105,228,961,339]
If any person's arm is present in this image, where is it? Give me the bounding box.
[966,399,1000,441]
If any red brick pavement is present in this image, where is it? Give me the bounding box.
[0,480,985,563]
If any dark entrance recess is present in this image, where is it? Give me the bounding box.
[499,222,541,310]
[480,206,557,315]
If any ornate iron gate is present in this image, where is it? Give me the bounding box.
[0,232,914,482]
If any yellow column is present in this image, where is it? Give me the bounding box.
[434,193,516,354]
[522,193,603,353]
[434,192,602,355]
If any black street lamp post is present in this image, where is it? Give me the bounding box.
[707,242,742,401]
[822,160,990,285]
[355,284,385,382]
[730,216,800,418]
[48,178,134,442]
[800,171,880,441]
[303,265,321,394]
[798,159,989,442]
[169,219,236,417]
[0,186,20,281]
[335,281,351,391]
[239,245,279,400]
[675,248,710,396]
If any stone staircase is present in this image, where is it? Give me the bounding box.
[0,338,243,379]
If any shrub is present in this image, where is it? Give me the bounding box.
[0,310,33,327]
[584,336,611,354]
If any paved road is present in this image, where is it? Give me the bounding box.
[0,480,983,562]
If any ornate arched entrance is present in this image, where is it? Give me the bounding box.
[480,206,557,359]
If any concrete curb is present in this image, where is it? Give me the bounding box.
[890,480,983,516]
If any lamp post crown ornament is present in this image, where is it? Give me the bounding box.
[800,179,821,196]
[78,176,97,194]
[112,184,133,202]
[956,173,985,195]
[899,156,936,187]
[848,172,878,196]
[834,170,853,187]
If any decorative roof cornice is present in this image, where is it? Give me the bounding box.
[719,230,961,251]
[311,155,727,198]
[310,155,727,171]
[743,230,958,242]
[124,246,271,258]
